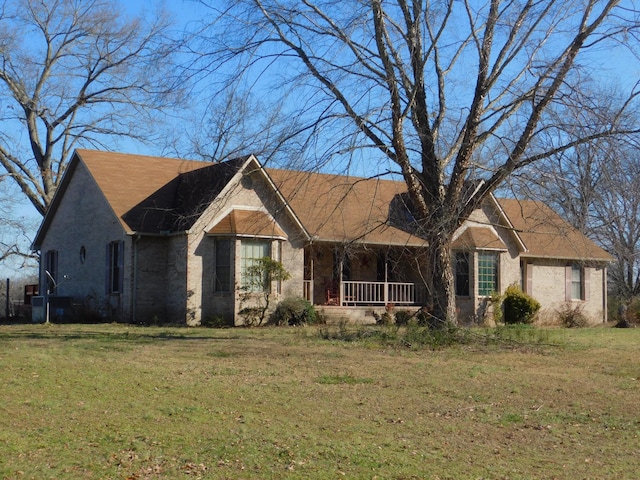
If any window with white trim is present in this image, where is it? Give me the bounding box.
[478,252,499,296]
[571,263,583,300]
[241,239,271,292]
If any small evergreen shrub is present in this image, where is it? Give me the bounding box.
[415,310,443,329]
[502,285,540,325]
[269,297,318,326]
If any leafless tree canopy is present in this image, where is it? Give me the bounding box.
[0,0,182,216]
[198,0,640,321]
[183,87,310,167]
[524,130,640,300]
[0,177,38,267]
[516,84,640,299]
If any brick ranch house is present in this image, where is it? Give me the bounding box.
[32,149,612,326]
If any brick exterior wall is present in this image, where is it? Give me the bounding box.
[38,158,608,327]
[185,169,306,326]
[133,236,189,324]
[452,202,607,325]
[527,260,606,325]
[37,162,132,321]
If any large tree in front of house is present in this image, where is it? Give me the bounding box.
[0,0,181,216]
[199,0,640,323]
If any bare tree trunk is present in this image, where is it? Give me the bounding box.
[424,230,456,326]
[198,0,640,328]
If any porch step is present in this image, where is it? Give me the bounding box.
[316,306,379,325]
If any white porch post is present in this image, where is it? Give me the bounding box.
[384,260,389,305]
[339,256,344,306]
[310,257,314,303]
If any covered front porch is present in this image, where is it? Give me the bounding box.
[304,279,427,306]
[302,243,428,308]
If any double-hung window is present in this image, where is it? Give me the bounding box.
[241,239,271,292]
[214,238,232,292]
[571,263,583,300]
[45,250,58,294]
[107,241,124,294]
[478,252,499,296]
[566,263,589,301]
[454,252,470,297]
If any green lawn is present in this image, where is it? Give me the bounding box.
[0,323,638,479]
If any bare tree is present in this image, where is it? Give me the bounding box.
[528,137,640,300]
[0,0,182,216]
[199,0,640,323]
[595,146,640,299]
[0,177,38,269]
[183,86,310,167]
[518,87,640,300]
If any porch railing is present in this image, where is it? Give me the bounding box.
[341,281,426,306]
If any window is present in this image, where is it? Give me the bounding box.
[566,263,590,302]
[571,263,583,300]
[44,250,58,293]
[107,241,124,294]
[214,238,232,292]
[241,239,271,292]
[454,252,470,296]
[478,252,498,296]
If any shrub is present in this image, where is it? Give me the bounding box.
[201,315,230,328]
[394,310,412,325]
[239,257,291,326]
[557,302,589,328]
[502,285,540,325]
[373,311,394,325]
[269,296,317,326]
[490,291,503,324]
[622,297,640,325]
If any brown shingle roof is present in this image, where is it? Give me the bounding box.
[452,227,507,251]
[264,168,426,246]
[41,149,609,263]
[77,149,246,233]
[208,210,286,238]
[497,198,612,261]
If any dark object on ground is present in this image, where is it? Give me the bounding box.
[614,319,631,328]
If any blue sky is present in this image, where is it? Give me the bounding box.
[2,0,640,278]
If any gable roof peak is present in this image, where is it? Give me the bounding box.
[74,149,249,235]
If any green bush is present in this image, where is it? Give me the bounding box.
[269,297,318,326]
[502,285,540,325]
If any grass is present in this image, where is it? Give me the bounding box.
[0,323,638,479]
